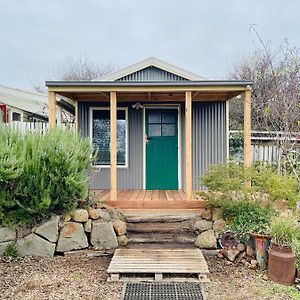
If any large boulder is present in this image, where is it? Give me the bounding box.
[91,221,118,249]
[198,209,212,221]
[34,216,60,243]
[112,219,127,236]
[72,209,89,222]
[0,227,16,242]
[0,241,14,256]
[56,222,88,252]
[213,219,226,236]
[195,229,217,249]
[16,234,55,257]
[88,209,111,221]
[212,208,223,221]
[193,220,213,233]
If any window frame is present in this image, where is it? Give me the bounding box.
[89,107,129,169]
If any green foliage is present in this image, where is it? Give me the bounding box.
[201,163,299,208]
[292,237,300,270]
[200,191,275,241]
[229,131,244,157]
[201,163,252,193]
[0,127,94,226]
[269,216,300,248]
[3,243,18,257]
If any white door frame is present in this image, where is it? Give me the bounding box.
[142,105,182,190]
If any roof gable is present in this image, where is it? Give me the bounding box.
[97,57,206,82]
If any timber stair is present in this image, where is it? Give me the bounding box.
[124,209,198,247]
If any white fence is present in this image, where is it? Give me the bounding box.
[251,145,281,163]
[3,121,75,133]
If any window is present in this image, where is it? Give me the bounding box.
[91,108,127,167]
[147,111,177,137]
[12,111,21,121]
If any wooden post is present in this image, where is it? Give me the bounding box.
[48,91,56,128]
[110,92,117,201]
[243,89,252,168]
[185,91,193,201]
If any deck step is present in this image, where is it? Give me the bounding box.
[128,233,196,244]
[127,221,192,234]
[124,209,201,223]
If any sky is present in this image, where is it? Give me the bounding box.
[1,0,300,91]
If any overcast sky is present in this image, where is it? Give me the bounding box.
[1,0,300,90]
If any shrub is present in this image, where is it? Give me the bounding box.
[269,216,300,248]
[0,127,94,226]
[201,163,299,208]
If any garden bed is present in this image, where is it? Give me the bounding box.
[0,255,298,300]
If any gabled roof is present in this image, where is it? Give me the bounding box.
[96,57,206,81]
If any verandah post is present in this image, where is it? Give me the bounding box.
[243,89,252,168]
[185,91,193,201]
[110,91,117,201]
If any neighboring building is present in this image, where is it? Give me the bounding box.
[0,84,75,124]
[46,57,252,207]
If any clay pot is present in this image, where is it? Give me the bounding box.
[296,269,300,279]
[268,243,296,285]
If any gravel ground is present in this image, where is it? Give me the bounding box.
[0,254,299,300]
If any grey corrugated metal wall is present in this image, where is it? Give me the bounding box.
[78,101,227,190]
[187,102,227,190]
[117,66,188,82]
[78,102,143,189]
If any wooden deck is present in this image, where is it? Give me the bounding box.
[93,189,204,209]
[107,248,209,282]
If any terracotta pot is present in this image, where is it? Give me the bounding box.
[268,243,296,286]
[251,233,271,269]
[296,269,300,279]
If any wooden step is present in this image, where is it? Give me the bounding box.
[125,209,201,223]
[107,248,209,282]
[128,233,196,244]
[127,221,192,234]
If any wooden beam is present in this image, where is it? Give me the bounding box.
[48,85,249,93]
[243,89,251,168]
[110,92,117,201]
[48,91,56,128]
[185,91,193,201]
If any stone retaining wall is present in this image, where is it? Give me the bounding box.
[0,206,128,257]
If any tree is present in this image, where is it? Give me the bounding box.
[229,28,300,189]
[32,55,114,92]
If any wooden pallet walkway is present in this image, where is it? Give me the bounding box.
[107,248,209,282]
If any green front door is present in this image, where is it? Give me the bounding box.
[146,109,178,190]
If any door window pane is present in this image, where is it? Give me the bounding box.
[92,109,126,166]
[148,113,161,123]
[162,113,175,124]
[148,124,161,136]
[162,124,176,136]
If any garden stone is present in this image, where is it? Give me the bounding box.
[236,251,246,263]
[195,229,216,249]
[84,219,92,232]
[212,208,223,221]
[63,213,72,222]
[72,209,89,222]
[34,216,60,243]
[112,219,127,236]
[213,219,226,236]
[88,209,111,221]
[246,245,256,257]
[193,220,213,233]
[0,241,14,256]
[106,207,126,222]
[91,221,118,249]
[16,233,55,257]
[237,243,246,252]
[224,248,240,262]
[197,209,212,221]
[56,222,88,252]
[0,227,16,242]
[117,235,128,246]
